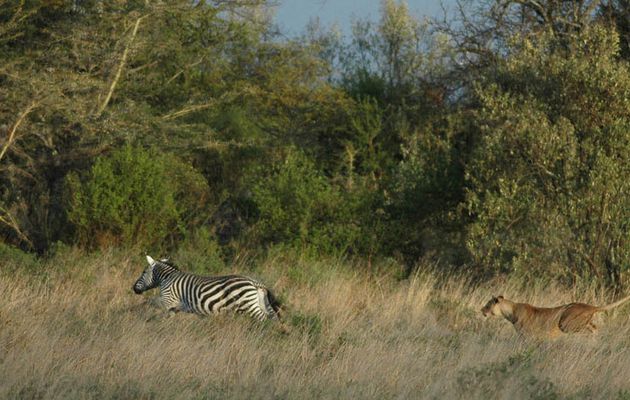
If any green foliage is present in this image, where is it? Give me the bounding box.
[346,97,386,180]
[66,145,209,249]
[465,26,630,285]
[1,0,629,290]
[251,150,362,255]
[335,0,451,180]
[172,227,226,275]
[601,0,630,60]
[0,242,40,271]
[0,0,342,251]
[341,0,446,101]
[384,116,468,266]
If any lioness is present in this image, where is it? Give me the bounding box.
[481,294,630,338]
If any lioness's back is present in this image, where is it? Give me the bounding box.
[513,303,566,338]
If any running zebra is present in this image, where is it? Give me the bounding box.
[132,256,281,321]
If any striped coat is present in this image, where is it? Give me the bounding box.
[133,256,280,321]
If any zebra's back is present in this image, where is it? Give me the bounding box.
[165,272,280,320]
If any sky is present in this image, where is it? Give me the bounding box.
[273,0,451,36]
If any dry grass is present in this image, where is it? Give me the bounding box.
[1,250,630,399]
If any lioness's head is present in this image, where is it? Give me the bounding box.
[481,296,504,316]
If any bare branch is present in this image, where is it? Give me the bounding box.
[161,102,217,121]
[0,206,33,249]
[165,56,207,85]
[0,100,38,163]
[94,13,147,118]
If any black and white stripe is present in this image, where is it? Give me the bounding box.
[133,256,280,321]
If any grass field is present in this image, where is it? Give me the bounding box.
[1,248,630,399]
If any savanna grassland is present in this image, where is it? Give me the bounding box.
[2,249,630,400]
[2,2,630,398]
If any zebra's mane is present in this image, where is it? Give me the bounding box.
[158,258,179,270]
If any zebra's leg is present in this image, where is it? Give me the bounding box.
[147,295,162,308]
[166,305,184,318]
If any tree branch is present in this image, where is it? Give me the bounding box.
[94,13,147,118]
[0,206,33,249]
[161,102,217,121]
[165,56,207,85]
[0,100,37,163]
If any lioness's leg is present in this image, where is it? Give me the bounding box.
[559,306,598,333]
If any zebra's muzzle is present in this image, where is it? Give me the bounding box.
[133,285,143,294]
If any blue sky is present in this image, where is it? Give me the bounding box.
[273,0,451,36]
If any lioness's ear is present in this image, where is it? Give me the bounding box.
[146,255,155,265]
[497,295,504,300]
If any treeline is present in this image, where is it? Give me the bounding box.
[1,0,629,289]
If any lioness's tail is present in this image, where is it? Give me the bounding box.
[600,294,630,311]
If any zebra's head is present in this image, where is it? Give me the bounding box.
[133,255,159,294]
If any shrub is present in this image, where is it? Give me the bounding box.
[65,145,210,249]
[384,120,467,268]
[0,242,40,272]
[464,27,630,287]
[250,149,363,255]
[172,227,226,275]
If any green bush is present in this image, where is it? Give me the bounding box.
[465,26,630,286]
[250,149,363,255]
[65,145,210,249]
[0,242,40,272]
[172,227,226,275]
[384,119,467,267]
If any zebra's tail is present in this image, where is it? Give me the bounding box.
[258,287,282,320]
[267,288,283,320]
[266,288,292,333]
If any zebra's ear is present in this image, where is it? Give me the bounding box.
[146,255,155,265]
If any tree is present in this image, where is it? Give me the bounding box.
[0,0,351,252]
[464,26,630,289]
[599,0,630,59]
[438,0,603,95]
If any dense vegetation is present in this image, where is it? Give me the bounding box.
[1,0,629,290]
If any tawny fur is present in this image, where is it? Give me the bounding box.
[481,294,630,339]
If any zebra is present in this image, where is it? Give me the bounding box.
[132,255,281,321]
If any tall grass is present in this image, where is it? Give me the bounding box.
[1,248,629,399]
